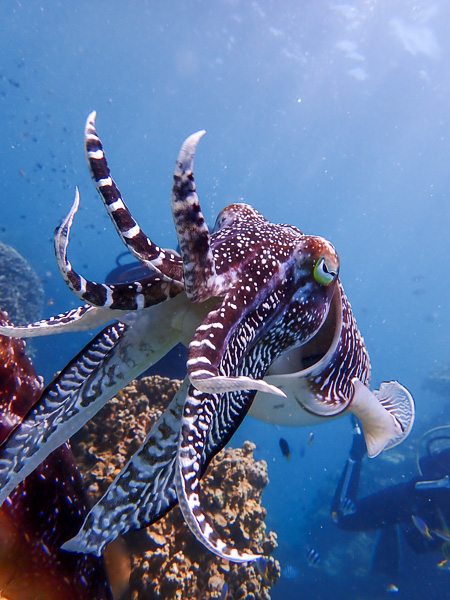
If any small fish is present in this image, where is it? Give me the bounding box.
[308,432,314,446]
[279,437,291,460]
[411,515,433,539]
[341,497,356,516]
[386,584,399,593]
[306,547,321,568]
[437,558,450,571]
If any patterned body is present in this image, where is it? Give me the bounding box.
[0,113,342,562]
[306,283,371,411]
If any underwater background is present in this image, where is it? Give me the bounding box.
[0,1,449,598]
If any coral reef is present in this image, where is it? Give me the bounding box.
[0,241,44,326]
[0,311,43,444]
[0,310,112,600]
[72,376,280,600]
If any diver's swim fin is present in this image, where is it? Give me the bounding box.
[371,525,400,577]
[415,475,450,490]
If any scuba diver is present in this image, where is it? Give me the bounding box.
[331,422,450,576]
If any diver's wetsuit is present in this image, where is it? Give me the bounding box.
[331,421,450,567]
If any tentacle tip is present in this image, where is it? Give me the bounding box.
[267,384,287,398]
[192,129,206,139]
[86,110,97,125]
[183,129,206,154]
[71,187,80,212]
[61,535,103,557]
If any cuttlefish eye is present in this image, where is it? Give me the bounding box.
[314,256,338,285]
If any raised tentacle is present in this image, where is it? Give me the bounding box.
[85,111,184,282]
[171,130,217,302]
[55,189,183,309]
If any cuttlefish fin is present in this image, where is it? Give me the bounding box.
[350,379,415,458]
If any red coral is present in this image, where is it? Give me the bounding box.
[0,310,42,444]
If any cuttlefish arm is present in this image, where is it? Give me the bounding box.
[0,321,125,507]
[0,296,192,508]
[176,275,339,561]
[55,189,183,310]
[66,316,294,558]
[85,111,183,283]
[171,130,216,302]
[63,376,258,557]
[63,379,189,556]
[0,304,119,338]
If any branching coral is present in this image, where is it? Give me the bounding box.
[72,375,280,600]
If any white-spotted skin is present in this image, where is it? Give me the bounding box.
[0,114,342,563]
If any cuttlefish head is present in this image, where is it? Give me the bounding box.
[283,234,340,351]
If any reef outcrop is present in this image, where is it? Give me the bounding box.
[0,241,43,326]
[72,375,280,600]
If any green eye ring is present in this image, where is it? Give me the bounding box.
[314,257,337,285]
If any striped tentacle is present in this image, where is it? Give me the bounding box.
[85,111,183,283]
[55,189,183,310]
[0,305,124,338]
[187,286,294,396]
[62,378,190,556]
[171,130,217,302]
[175,384,260,562]
[63,376,261,557]
[176,289,303,562]
[0,322,125,506]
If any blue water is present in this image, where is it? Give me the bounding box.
[1,1,449,598]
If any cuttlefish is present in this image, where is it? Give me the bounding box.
[0,113,414,563]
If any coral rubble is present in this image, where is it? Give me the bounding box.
[72,376,280,600]
[0,241,43,326]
